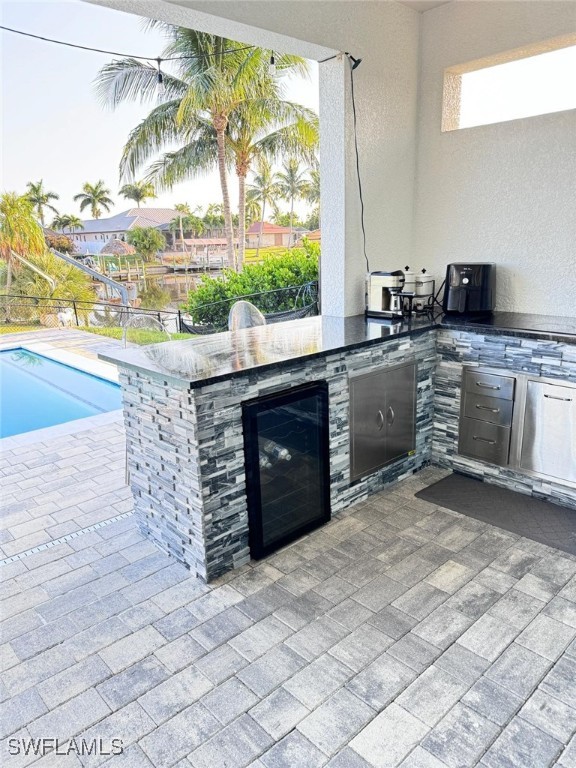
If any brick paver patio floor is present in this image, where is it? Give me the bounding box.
[1,334,575,767]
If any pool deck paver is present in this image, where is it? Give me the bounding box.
[1,330,575,767]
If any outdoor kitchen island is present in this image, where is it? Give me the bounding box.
[100,312,576,582]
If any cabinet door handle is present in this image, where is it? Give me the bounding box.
[387,406,395,426]
[475,404,500,413]
[377,410,384,431]
[473,436,497,445]
[544,394,572,402]
[476,382,500,390]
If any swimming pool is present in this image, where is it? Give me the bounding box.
[0,348,122,438]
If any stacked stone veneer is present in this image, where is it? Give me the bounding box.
[434,329,576,511]
[119,331,436,581]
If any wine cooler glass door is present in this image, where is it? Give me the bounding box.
[243,381,331,559]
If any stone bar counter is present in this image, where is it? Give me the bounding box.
[101,312,576,581]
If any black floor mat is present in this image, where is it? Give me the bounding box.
[415,473,576,556]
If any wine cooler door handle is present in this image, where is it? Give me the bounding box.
[387,406,395,426]
[377,410,384,431]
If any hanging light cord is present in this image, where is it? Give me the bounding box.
[0,24,255,62]
[346,53,369,274]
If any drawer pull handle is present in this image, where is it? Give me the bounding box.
[544,394,572,402]
[387,406,395,426]
[473,436,497,445]
[475,405,500,413]
[377,410,384,431]
[476,382,500,390]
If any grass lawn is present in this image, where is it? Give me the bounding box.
[0,325,41,334]
[244,247,286,263]
[80,326,194,345]
[0,324,193,344]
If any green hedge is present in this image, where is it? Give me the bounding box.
[186,241,319,327]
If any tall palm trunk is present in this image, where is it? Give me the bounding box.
[214,115,235,270]
[289,196,294,246]
[237,173,246,272]
[179,215,184,252]
[256,200,266,260]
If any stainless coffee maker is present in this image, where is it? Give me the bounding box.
[366,271,405,318]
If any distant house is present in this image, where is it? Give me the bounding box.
[295,229,321,247]
[62,208,178,255]
[246,222,295,249]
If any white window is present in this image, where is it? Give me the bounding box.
[442,35,576,131]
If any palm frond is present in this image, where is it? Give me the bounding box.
[143,137,220,191]
[94,59,187,108]
[118,100,182,181]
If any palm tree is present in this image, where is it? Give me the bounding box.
[246,158,280,259]
[25,180,59,227]
[10,250,96,309]
[306,167,321,228]
[95,25,309,269]
[224,102,318,270]
[119,180,156,207]
[276,158,311,245]
[126,227,166,262]
[51,214,85,234]
[66,215,84,233]
[173,202,191,250]
[245,198,261,228]
[0,193,46,296]
[74,181,114,219]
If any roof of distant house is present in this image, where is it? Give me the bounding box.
[246,221,293,235]
[75,241,104,255]
[69,208,180,235]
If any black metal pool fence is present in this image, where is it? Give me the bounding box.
[0,282,319,338]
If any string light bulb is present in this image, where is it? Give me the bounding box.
[156,58,165,99]
[268,53,276,76]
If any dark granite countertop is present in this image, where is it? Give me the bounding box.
[441,312,576,341]
[99,311,576,387]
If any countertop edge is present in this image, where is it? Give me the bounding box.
[99,317,576,389]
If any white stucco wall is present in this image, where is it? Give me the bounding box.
[413,1,576,315]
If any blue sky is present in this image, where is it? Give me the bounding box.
[0,0,319,220]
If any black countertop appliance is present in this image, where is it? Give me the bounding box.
[443,263,496,314]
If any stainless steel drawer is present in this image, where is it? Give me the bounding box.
[459,418,511,465]
[464,369,515,400]
[463,392,513,427]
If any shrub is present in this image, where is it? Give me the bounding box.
[126,227,166,262]
[44,232,75,254]
[187,241,319,327]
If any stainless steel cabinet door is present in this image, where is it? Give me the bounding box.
[520,381,576,483]
[383,362,416,465]
[350,371,389,479]
[350,361,416,480]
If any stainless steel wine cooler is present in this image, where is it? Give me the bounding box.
[242,381,331,559]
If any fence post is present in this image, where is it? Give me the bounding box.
[178,309,182,332]
[73,300,79,327]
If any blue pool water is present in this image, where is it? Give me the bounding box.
[0,348,122,438]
